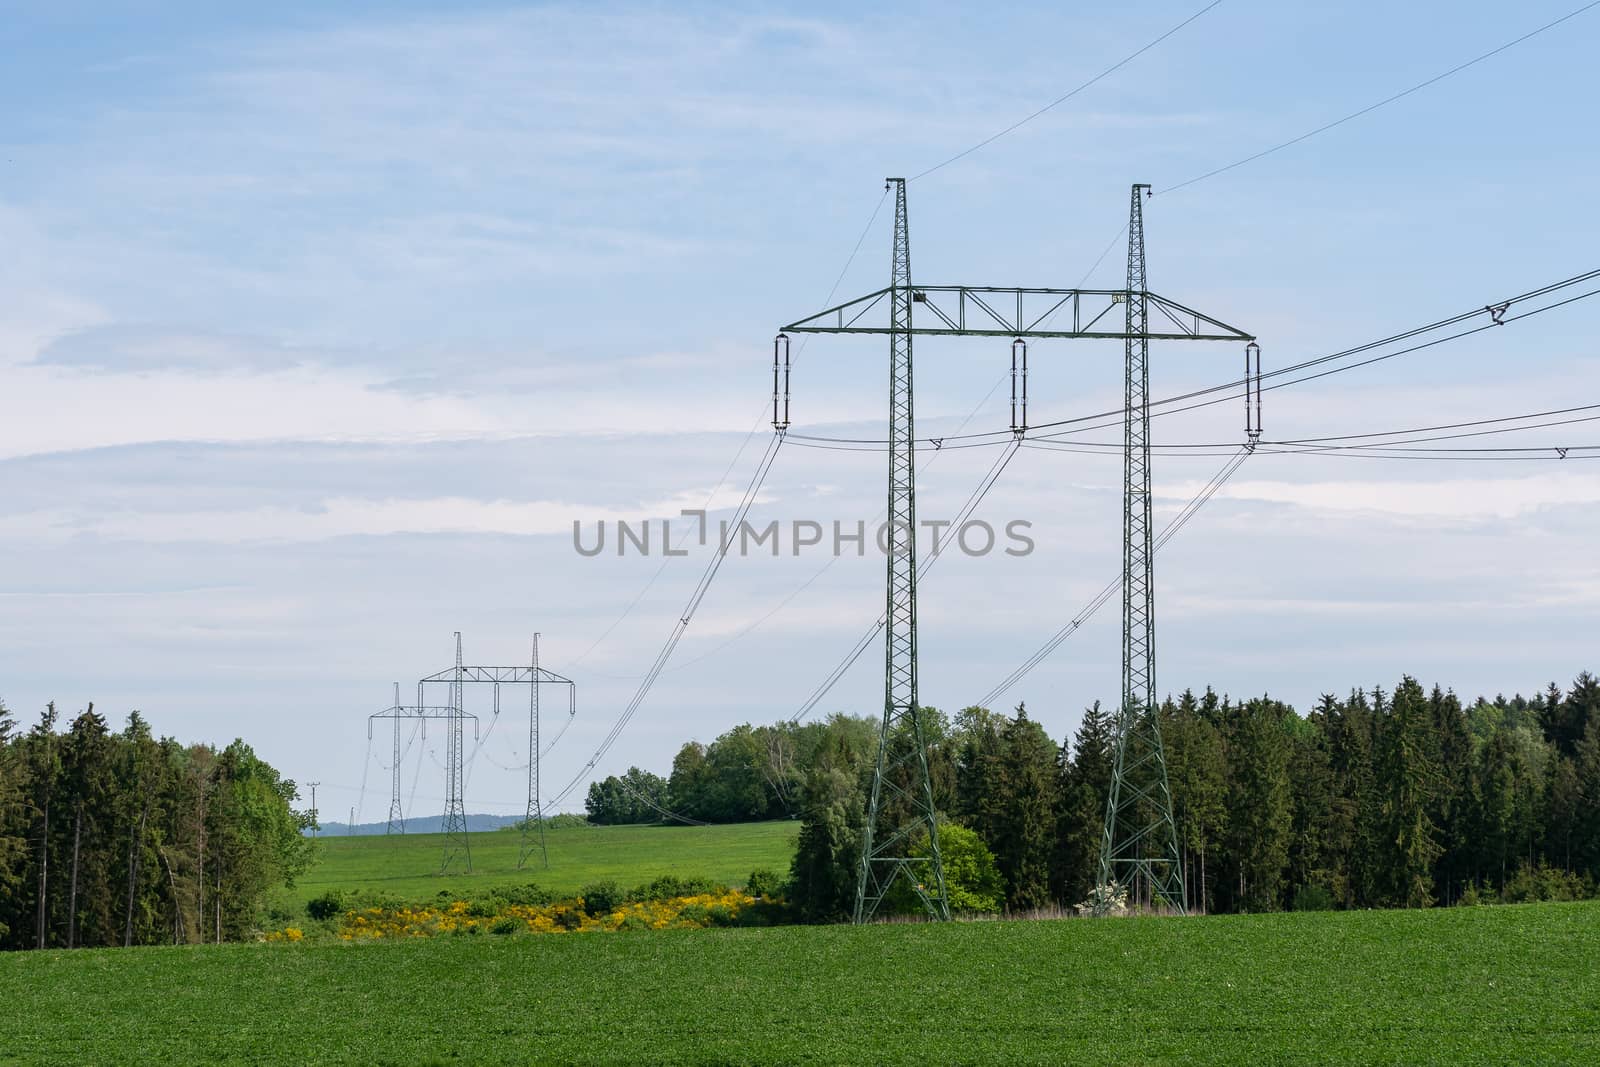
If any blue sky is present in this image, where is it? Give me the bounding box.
[2,1,1597,820]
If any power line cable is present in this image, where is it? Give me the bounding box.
[547,431,786,808]
[568,189,890,669]
[353,729,375,823]
[788,437,1025,724]
[909,1,1225,181]
[979,444,1252,707]
[1160,1,1600,195]
[589,368,1018,681]
[998,404,1600,453]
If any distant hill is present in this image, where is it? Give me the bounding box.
[304,813,525,837]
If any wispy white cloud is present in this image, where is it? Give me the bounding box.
[0,484,770,545]
[1184,472,1600,521]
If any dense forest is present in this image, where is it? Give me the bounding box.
[0,702,311,951]
[587,672,1600,919]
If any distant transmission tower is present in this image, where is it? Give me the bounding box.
[414,632,575,873]
[521,634,548,869]
[781,179,1256,921]
[517,635,575,869]
[388,682,404,833]
[441,631,471,871]
[368,683,465,835]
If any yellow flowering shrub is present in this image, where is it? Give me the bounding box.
[332,889,762,941]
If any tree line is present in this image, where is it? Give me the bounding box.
[0,701,312,950]
[588,672,1600,921]
[585,717,879,825]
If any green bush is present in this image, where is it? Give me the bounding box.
[733,898,791,927]
[884,822,1003,916]
[1500,863,1592,904]
[306,890,349,922]
[629,875,717,902]
[498,883,557,907]
[489,917,522,936]
[745,869,786,898]
[510,812,590,832]
[1292,885,1336,912]
[466,896,506,918]
[580,880,625,916]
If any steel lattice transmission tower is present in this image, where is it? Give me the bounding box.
[781,180,1255,920]
[367,684,466,835]
[520,635,547,870]
[851,178,950,923]
[415,632,576,872]
[1096,184,1187,912]
[439,631,471,871]
[511,637,575,870]
[388,683,405,834]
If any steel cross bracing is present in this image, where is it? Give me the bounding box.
[1096,184,1186,915]
[783,181,1255,919]
[367,682,475,835]
[417,632,576,872]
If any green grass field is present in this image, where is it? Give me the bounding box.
[279,820,800,910]
[5,903,1599,1064]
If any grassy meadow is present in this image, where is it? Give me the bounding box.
[278,819,801,909]
[4,902,1598,1064]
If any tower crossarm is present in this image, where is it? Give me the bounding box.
[366,705,472,729]
[783,286,1253,342]
[418,665,575,685]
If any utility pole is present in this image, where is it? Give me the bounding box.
[1097,184,1186,913]
[348,807,355,836]
[781,180,1256,920]
[307,781,321,839]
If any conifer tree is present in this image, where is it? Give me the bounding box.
[1572,719,1600,880]
[1164,690,1227,913]
[1377,678,1442,908]
[1285,711,1336,908]
[1427,686,1473,904]
[990,704,1056,910]
[1222,698,1292,911]
[1053,702,1112,905]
